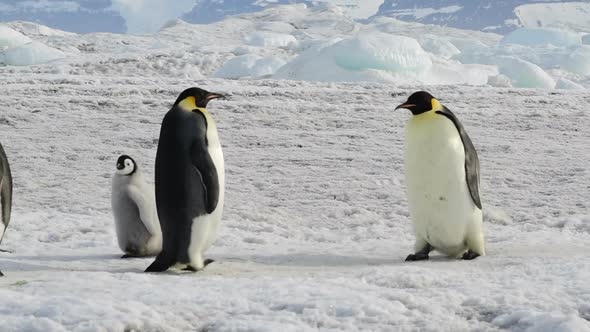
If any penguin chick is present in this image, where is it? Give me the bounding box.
[111,155,162,258]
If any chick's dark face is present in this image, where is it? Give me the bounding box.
[395,91,436,115]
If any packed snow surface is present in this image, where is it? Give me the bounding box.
[0,4,589,331]
[1,74,588,332]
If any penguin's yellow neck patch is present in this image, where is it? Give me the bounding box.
[413,98,443,121]
[178,96,208,113]
[178,96,196,111]
[431,98,443,112]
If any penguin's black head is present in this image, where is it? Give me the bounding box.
[116,155,136,176]
[173,87,225,110]
[395,91,441,116]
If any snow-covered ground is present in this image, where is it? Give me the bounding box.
[1,73,589,332]
[0,3,589,332]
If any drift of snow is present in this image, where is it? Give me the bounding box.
[556,78,585,90]
[331,31,431,73]
[244,31,298,48]
[562,46,590,76]
[274,31,438,83]
[0,24,31,48]
[3,4,587,89]
[214,54,286,79]
[496,56,555,89]
[7,21,76,37]
[417,34,461,60]
[0,41,66,66]
[110,0,196,33]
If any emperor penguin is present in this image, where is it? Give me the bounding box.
[395,91,485,261]
[0,142,12,276]
[111,155,162,258]
[145,87,225,273]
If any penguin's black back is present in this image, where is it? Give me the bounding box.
[153,106,210,265]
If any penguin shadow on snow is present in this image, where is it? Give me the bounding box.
[0,259,65,274]
[232,253,482,269]
[2,253,152,274]
[232,253,405,268]
[14,254,220,275]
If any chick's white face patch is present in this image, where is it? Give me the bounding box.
[117,158,135,175]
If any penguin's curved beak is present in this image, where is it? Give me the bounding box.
[116,163,124,170]
[395,103,415,110]
[198,92,226,108]
[206,92,225,101]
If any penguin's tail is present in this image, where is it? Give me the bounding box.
[145,255,173,273]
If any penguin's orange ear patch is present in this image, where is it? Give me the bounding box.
[178,96,197,111]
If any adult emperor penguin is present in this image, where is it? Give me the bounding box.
[111,155,162,258]
[395,91,485,261]
[145,87,225,273]
[0,142,12,277]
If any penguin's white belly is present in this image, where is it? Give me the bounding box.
[187,117,225,267]
[404,114,480,256]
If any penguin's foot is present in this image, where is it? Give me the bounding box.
[461,250,480,260]
[405,253,429,261]
[0,248,13,253]
[182,259,215,272]
[0,269,3,277]
[406,243,432,262]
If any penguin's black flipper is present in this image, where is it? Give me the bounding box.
[436,107,481,210]
[190,114,220,214]
[145,257,173,272]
